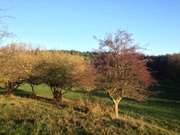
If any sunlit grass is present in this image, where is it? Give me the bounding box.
[0,84,180,134]
[1,95,179,135]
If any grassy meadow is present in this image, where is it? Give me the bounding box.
[0,83,180,135]
[1,1,180,134]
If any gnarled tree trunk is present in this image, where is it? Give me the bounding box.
[51,87,63,103]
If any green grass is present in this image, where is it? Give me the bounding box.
[0,95,179,135]
[0,84,180,135]
[19,84,53,98]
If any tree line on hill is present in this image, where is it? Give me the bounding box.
[0,29,180,118]
[1,11,179,117]
[63,50,180,83]
[147,54,180,82]
[0,30,156,118]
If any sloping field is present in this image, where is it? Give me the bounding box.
[0,95,179,135]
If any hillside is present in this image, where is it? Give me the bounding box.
[0,95,180,135]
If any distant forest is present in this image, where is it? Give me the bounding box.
[60,50,180,81]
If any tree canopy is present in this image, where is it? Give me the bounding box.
[0,43,35,93]
[93,30,154,118]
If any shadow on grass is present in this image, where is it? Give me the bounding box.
[150,80,180,100]
[89,89,109,98]
[72,88,88,94]
[0,87,4,95]
[15,89,32,97]
[70,88,109,99]
[0,87,32,97]
[120,100,180,121]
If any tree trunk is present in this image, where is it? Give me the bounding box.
[5,88,13,95]
[4,82,14,95]
[4,81,21,96]
[114,101,119,118]
[30,84,36,98]
[112,98,122,119]
[57,90,63,103]
[52,88,63,103]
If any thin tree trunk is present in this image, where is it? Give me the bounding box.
[59,91,63,103]
[5,82,14,95]
[112,98,122,119]
[114,101,119,118]
[30,84,36,98]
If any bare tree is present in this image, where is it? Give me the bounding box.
[0,9,13,44]
[94,30,154,118]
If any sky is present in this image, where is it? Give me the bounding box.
[0,0,180,55]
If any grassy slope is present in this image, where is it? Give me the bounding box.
[0,84,180,135]
[151,80,180,100]
[0,96,179,135]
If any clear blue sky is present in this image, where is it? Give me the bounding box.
[1,0,180,55]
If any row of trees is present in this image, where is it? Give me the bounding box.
[0,31,154,118]
[0,43,96,102]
